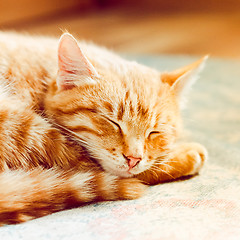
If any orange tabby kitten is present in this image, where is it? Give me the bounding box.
[0,32,207,225]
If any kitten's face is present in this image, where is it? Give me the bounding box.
[83,80,178,178]
[48,67,180,178]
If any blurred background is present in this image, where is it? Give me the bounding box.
[1,0,240,58]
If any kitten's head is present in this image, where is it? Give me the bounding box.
[45,33,207,178]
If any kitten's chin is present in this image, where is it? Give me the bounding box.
[105,167,134,178]
[118,171,134,178]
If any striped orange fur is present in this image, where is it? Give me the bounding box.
[0,32,207,225]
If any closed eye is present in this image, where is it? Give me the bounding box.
[148,131,161,139]
[103,116,122,132]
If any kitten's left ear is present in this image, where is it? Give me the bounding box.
[57,33,99,90]
[161,56,208,99]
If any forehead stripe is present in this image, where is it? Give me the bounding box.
[117,102,125,120]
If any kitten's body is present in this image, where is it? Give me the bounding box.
[0,32,207,225]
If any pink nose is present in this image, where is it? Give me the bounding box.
[125,156,142,170]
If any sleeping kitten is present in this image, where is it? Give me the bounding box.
[0,32,207,225]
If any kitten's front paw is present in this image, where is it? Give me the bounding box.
[184,142,208,176]
[118,178,147,200]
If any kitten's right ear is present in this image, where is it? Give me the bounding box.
[57,33,99,91]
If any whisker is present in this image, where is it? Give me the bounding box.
[148,168,160,180]
[148,167,174,180]
[52,122,91,146]
[159,168,174,179]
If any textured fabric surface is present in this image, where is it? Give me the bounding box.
[1,56,239,240]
